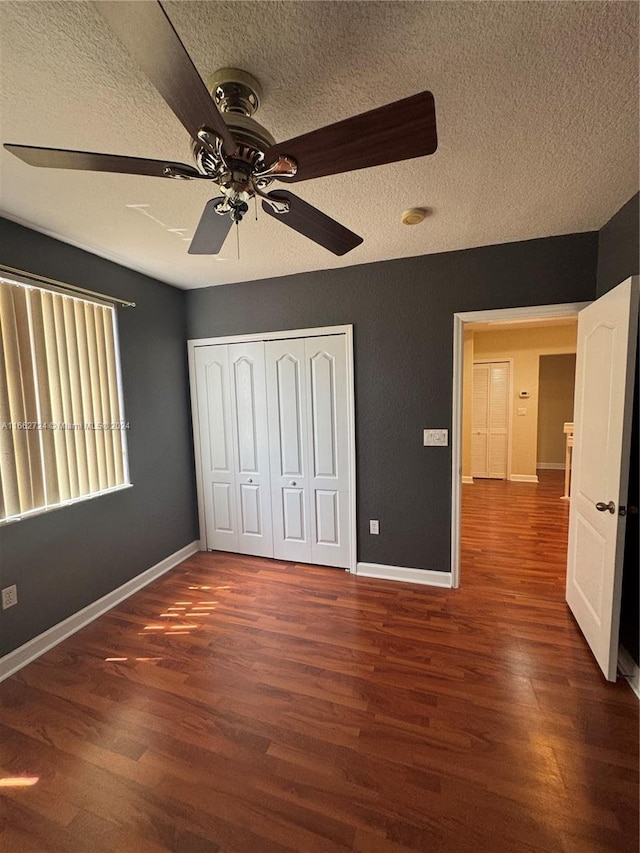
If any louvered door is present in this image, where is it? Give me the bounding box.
[471,361,510,479]
[471,363,490,477]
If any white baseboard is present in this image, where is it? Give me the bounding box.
[618,646,640,700]
[509,474,539,483]
[537,463,566,470]
[461,476,474,485]
[355,562,452,588]
[0,540,200,683]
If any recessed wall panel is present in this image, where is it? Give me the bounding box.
[240,483,261,536]
[282,488,305,541]
[310,351,337,478]
[234,356,258,474]
[276,354,303,476]
[205,359,229,472]
[315,490,339,546]
[212,482,233,532]
[580,324,614,503]
[574,515,606,624]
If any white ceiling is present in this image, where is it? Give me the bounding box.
[0,1,638,290]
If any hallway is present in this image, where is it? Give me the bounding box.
[461,470,569,599]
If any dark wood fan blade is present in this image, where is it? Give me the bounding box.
[94,1,237,155]
[4,144,201,178]
[264,91,437,183]
[188,198,233,254]
[261,191,362,255]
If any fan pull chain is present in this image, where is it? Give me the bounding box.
[254,194,258,221]
[236,221,240,260]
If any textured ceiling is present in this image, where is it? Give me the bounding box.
[0,1,638,290]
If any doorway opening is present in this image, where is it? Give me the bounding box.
[450,302,588,590]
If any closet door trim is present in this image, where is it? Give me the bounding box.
[188,325,356,572]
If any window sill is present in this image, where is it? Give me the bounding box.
[0,483,133,527]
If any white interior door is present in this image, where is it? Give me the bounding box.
[194,345,238,552]
[566,277,639,681]
[305,335,351,568]
[472,361,509,479]
[266,338,313,564]
[487,362,509,478]
[228,342,273,557]
[471,363,489,477]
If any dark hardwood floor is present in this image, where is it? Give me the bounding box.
[1,471,638,852]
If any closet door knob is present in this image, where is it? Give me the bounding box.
[290,481,297,486]
[247,478,253,484]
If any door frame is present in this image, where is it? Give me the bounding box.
[451,302,590,588]
[470,358,514,480]
[188,325,357,572]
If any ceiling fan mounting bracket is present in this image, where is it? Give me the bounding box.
[207,68,263,118]
[192,70,281,193]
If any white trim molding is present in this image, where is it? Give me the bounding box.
[0,540,199,683]
[451,300,589,587]
[618,646,640,700]
[509,474,539,483]
[356,562,452,588]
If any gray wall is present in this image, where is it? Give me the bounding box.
[596,192,639,665]
[186,232,598,571]
[596,193,639,297]
[0,218,198,658]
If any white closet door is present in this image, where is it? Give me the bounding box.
[194,345,238,551]
[487,362,509,478]
[229,342,273,557]
[471,363,490,477]
[305,335,351,568]
[266,338,313,563]
[471,361,509,479]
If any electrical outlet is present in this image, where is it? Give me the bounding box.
[369,519,380,535]
[2,584,17,610]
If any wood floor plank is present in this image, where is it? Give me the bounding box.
[1,472,637,851]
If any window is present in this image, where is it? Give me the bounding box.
[0,276,129,524]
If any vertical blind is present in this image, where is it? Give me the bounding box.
[0,278,128,522]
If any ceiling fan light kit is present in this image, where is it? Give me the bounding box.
[4,1,438,258]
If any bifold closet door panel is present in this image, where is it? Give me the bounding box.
[471,362,490,478]
[194,345,239,552]
[228,342,273,557]
[266,338,313,564]
[471,361,509,480]
[305,335,351,568]
[487,361,509,479]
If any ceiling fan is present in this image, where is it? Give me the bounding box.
[4,1,438,257]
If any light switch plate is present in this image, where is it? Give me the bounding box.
[517,408,527,416]
[423,428,448,447]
